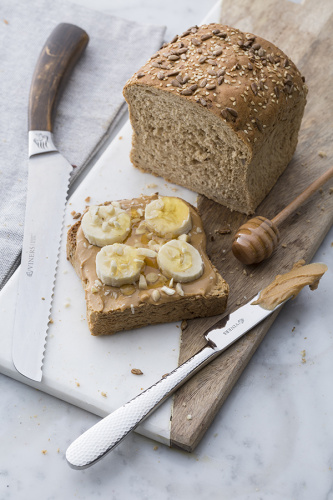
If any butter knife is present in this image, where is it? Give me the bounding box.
[66,293,285,469]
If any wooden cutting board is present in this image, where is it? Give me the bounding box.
[170,0,333,451]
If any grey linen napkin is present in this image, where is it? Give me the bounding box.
[0,0,166,290]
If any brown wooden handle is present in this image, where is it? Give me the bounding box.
[272,165,333,227]
[28,23,89,132]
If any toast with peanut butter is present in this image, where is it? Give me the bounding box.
[67,194,228,336]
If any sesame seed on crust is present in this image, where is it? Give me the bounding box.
[124,23,307,148]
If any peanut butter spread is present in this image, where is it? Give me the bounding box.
[75,195,219,314]
[252,261,328,310]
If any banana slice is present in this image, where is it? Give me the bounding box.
[157,240,203,283]
[81,204,131,247]
[96,243,144,287]
[144,197,192,238]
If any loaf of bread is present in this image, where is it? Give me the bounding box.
[67,195,228,336]
[123,23,307,214]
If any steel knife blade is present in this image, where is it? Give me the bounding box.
[12,24,89,381]
[66,294,286,469]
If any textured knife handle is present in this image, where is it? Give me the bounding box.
[66,344,219,469]
[28,23,89,132]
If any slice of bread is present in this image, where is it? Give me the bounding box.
[123,23,307,214]
[67,195,229,336]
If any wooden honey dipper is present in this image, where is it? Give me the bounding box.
[232,166,333,265]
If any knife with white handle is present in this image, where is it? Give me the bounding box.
[12,24,89,381]
[66,294,284,469]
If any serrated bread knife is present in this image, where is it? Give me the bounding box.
[12,24,89,381]
[66,294,286,469]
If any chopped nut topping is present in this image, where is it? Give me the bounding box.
[161,285,176,296]
[151,289,161,302]
[139,274,148,289]
[176,283,185,296]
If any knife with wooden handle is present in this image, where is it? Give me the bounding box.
[12,24,89,382]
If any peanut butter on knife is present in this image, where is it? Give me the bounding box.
[252,260,328,310]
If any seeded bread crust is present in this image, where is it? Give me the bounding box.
[123,23,307,214]
[66,216,229,337]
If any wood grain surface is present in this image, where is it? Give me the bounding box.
[170,0,333,451]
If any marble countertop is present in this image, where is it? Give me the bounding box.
[1,1,332,499]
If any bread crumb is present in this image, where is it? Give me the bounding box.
[119,136,123,140]
[146,183,158,189]
[281,243,287,248]
[101,392,107,397]
[181,320,188,331]
[85,196,91,203]
[153,446,158,450]
[318,151,327,158]
[292,327,295,332]
[301,349,306,363]
[4,19,9,25]
[242,269,248,276]
[48,318,53,324]
[186,414,192,420]
[41,450,47,455]
[76,382,80,387]
[215,227,231,235]
[131,368,143,375]
[162,373,169,378]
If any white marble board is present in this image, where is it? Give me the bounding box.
[0,120,201,446]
